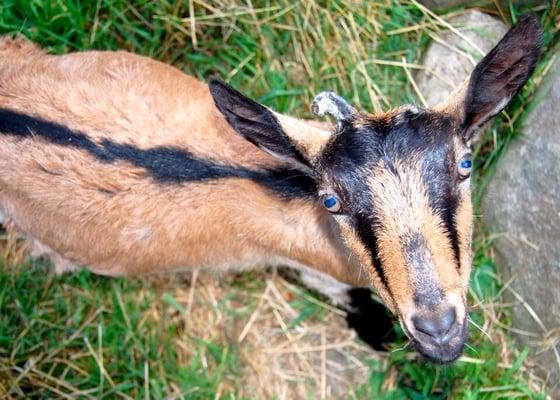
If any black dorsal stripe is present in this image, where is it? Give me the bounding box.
[0,108,315,200]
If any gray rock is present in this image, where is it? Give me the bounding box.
[419,0,544,11]
[482,52,560,396]
[419,0,485,9]
[416,10,507,107]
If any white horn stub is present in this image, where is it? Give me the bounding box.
[311,91,354,121]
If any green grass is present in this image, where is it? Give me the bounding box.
[0,0,558,398]
[0,262,244,399]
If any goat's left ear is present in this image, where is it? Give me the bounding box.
[439,14,542,143]
[209,79,332,173]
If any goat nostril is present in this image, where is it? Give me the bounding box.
[412,307,456,339]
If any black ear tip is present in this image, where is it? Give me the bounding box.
[514,13,543,45]
[511,13,537,31]
[208,77,228,96]
[517,13,538,23]
[208,77,245,113]
[208,77,248,101]
[208,76,224,86]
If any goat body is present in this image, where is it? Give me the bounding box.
[0,37,364,289]
[0,14,543,363]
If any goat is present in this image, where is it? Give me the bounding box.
[0,15,541,363]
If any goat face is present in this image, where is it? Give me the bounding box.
[210,14,542,363]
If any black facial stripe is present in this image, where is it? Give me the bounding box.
[317,122,394,297]
[423,182,461,267]
[354,213,393,298]
[0,108,315,200]
[432,194,461,268]
[417,120,462,269]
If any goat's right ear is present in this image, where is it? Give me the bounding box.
[437,14,542,144]
[209,79,332,172]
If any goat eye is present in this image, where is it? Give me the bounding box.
[322,194,342,213]
[458,155,472,178]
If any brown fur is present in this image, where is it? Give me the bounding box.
[0,36,367,286]
[274,114,332,160]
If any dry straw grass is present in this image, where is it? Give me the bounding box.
[152,271,376,399]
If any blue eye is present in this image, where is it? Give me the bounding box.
[458,155,472,178]
[324,196,337,208]
[322,194,342,213]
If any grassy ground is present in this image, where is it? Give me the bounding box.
[0,0,558,398]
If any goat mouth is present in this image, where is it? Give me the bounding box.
[401,317,467,364]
